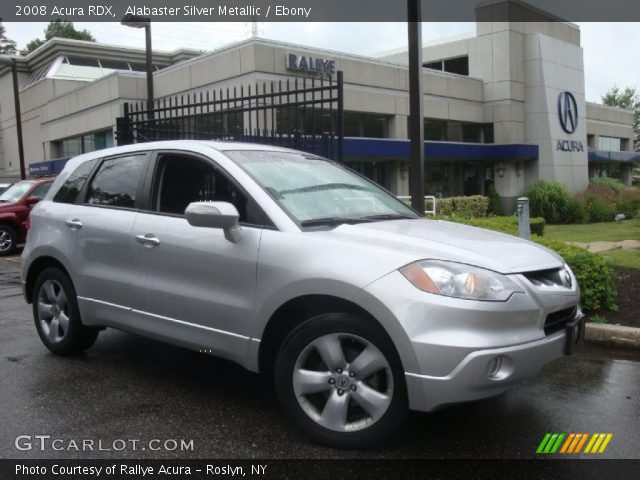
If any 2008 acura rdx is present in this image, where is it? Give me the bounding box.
[22,141,584,447]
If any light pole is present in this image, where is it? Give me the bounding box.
[121,14,154,120]
[407,0,425,213]
[0,55,26,180]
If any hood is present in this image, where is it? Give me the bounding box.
[325,218,563,274]
[0,200,20,211]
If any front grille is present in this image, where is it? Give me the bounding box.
[544,306,577,335]
[524,268,564,288]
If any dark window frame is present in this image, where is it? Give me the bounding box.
[141,149,276,230]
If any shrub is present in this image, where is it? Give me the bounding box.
[587,198,615,222]
[590,177,625,193]
[534,237,618,311]
[522,181,572,224]
[486,184,503,216]
[530,217,546,236]
[436,195,489,218]
[564,197,589,224]
[578,183,640,221]
[617,187,640,218]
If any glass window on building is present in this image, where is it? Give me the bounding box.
[423,56,469,76]
[598,136,622,151]
[344,112,389,138]
[423,119,493,143]
[53,129,114,158]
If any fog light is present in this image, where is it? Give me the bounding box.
[486,355,513,380]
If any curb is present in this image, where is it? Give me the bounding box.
[585,323,640,350]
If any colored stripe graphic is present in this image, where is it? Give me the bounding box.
[536,432,613,455]
[598,434,613,453]
[537,433,613,454]
[559,433,575,453]
[536,433,552,454]
[585,433,614,454]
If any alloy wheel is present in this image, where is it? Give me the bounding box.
[292,332,393,432]
[0,230,13,253]
[36,280,70,344]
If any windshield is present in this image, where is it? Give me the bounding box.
[0,181,34,203]
[226,150,418,226]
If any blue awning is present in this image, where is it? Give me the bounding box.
[588,149,640,163]
[28,158,69,177]
[343,137,538,161]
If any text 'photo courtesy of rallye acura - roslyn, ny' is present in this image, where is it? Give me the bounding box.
[21,140,584,448]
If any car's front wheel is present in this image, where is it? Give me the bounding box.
[0,224,18,256]
[274,313,408,448]
[33,267,99,356]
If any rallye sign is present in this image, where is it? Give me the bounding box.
[286,53,336,76]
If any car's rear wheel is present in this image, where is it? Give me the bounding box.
[33,267,99,356]
[0,224,17,256]
[274,313,408,448]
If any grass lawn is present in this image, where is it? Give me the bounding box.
[598,248,640,270]
[545,218,640,243]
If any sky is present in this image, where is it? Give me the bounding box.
[4,21,639,102]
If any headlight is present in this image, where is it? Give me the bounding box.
[400,260,524,301]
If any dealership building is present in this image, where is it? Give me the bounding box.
[0,8,637,210]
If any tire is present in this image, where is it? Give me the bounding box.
[274,313,408,448]
[0,224,18,257]
[32,267,99,356]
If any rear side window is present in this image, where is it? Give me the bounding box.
[86,155,146,208]
[53,159,98,204]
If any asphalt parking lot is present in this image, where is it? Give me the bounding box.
[1,254,639,460]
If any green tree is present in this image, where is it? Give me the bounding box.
[24,20,95,54]
[602,86,640,151]
[0,22,17,54]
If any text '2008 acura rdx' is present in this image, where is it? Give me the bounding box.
[22,141,584,448]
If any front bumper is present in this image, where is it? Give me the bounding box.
[355,269,582,412]
[405,325,580,411]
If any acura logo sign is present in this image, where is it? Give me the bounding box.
[558,91,579,134]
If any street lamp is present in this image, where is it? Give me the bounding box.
[407,0,425,212]
[121,14,154,120]
[0,55,26,180]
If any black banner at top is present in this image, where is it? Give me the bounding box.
[2,0,640,22]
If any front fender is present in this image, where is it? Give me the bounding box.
[0,211,20,225]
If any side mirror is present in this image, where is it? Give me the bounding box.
[24,196,41,206]
[185,201,243,243]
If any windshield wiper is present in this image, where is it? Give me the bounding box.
[301,213,416,227]
[358,213,417,221]
[300,217,370,227]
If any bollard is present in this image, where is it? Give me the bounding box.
[517,197,531,240]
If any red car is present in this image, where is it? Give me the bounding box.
[0,178,55,256]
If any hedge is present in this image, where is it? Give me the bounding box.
[441,216,616,311]
[436,196,488,218]
[533,237,618,311]
[439,215,545,236]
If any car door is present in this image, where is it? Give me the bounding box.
[130,150,268,364]
[64,152,150,329]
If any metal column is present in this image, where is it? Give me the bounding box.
[407,0,425,213]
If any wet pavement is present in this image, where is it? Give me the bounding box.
[1,255,639,459]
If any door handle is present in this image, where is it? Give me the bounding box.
[65,219,82,230]
[135,234,160,247]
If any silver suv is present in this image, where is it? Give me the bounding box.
[22,141,584,448]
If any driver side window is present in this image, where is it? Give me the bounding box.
[153,153,270,227]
